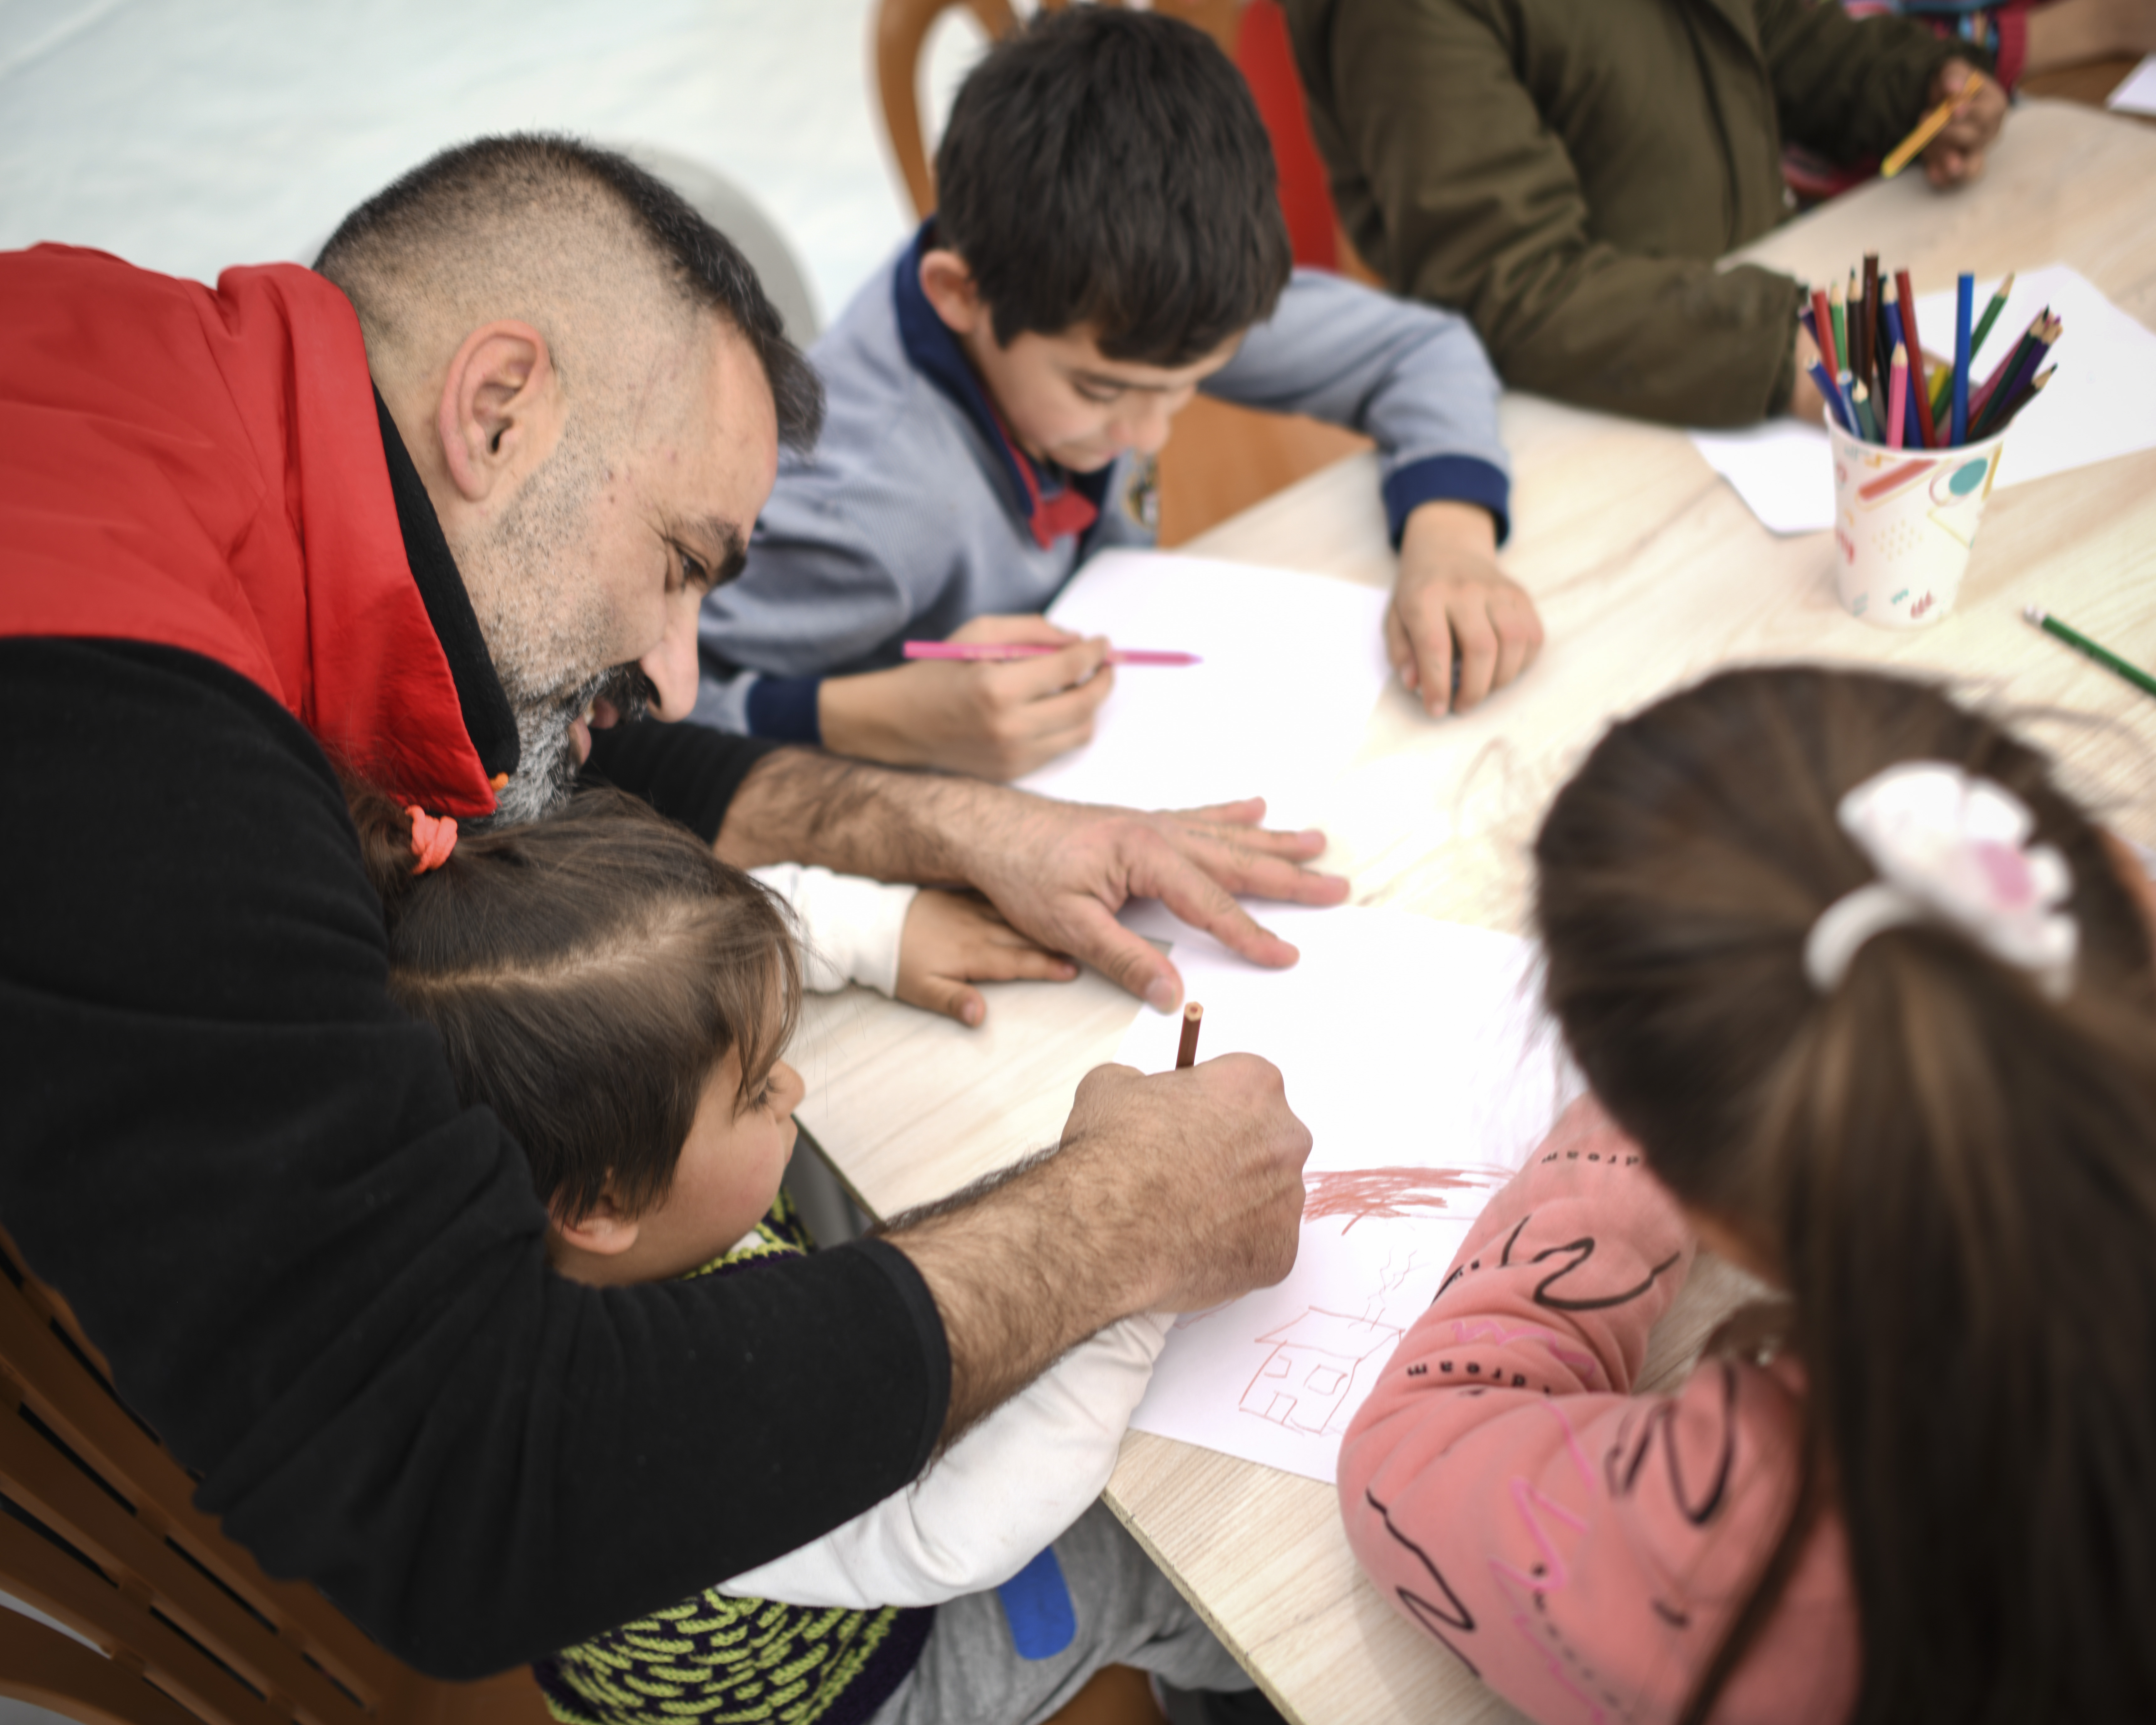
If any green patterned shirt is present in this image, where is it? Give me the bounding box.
[534,1195,935,1725]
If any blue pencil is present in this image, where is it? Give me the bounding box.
[1951,272,1974,445]
[1809,360,1852,432]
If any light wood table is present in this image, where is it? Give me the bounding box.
[788,99,2156,1724]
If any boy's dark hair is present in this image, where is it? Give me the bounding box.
[933,7,1292,365]
[317,133,823,452]
[348,782,801,1224]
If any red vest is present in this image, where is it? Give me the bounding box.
[0,245,498,819]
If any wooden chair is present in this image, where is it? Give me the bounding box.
[0,1232,551,1725]
[872,0,1370,548]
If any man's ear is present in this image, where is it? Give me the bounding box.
[918,249,988,339]
[551,1190,642,1261]
[436,320,564,504]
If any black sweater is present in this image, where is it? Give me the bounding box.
[0,556,949,1674]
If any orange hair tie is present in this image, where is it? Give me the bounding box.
[406,805,458,875]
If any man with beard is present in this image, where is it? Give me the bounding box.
[0,137,1332,1680]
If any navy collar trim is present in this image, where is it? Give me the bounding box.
[891,220,1112,530]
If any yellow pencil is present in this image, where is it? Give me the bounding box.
[1882,71,1987,179]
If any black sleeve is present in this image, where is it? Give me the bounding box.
[0,640,948,1678]
[584,717,778,845]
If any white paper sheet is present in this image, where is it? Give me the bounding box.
[1115,901,1582,1484]
[2107,54,2156,116]
[1688,264,2156,534]
[1015,550,1392,829]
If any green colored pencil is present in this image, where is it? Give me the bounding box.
[2025,606,2156,701]
[1969,271,2016,365]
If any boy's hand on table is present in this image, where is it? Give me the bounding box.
[896,888,1078,1027]
[1391,501,1542,716]
[817,613,1114,780]
[1922,60,2006,188]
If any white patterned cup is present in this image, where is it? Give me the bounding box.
[1827,412,2010,629]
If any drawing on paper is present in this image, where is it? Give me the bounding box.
[1303,1165,1510,1233]
[1240,1308,1403,1436]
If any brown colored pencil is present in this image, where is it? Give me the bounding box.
[1175,1002,1204,1069]
[1860,254,1881,392]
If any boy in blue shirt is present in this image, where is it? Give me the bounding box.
[692,6,1537,780]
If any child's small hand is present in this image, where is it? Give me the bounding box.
[1922,60,2006,189]
[1391,501,1543,716]
[897,889,1080,1026]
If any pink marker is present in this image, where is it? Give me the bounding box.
[903,641,1201,667]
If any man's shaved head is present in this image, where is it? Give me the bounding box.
[318,136,818,822]
[316,134,819,453]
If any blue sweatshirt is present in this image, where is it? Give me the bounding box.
[693,223,1511,741]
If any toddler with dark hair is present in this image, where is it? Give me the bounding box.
[694,4,1533,770]
[351,784,1267,1725]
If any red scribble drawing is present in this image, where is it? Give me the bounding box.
[1241,1308,1403,1436]
[1304,1166,1510,1233]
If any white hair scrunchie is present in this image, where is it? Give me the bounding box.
[1803,761,2079,1000]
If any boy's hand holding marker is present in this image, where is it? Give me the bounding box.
[820,611,1116,781]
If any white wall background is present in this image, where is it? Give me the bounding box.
[0,0,995,325]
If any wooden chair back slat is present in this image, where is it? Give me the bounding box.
[874,0,1018,217]
[0,1251,402,1712]
[0,1511,296,1725]
[0,1609,206,1725]
[0,1396,366,1724]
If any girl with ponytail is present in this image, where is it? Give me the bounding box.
[1337,664,2156,1725]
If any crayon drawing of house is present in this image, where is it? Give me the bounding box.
[1241,1308,1404,1437]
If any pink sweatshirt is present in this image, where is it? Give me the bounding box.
[1337,1099,1860,1724]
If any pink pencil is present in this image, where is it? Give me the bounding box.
[903,641,1201,667]
[1886,341,1908,448]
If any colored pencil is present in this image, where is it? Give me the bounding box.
[903,641,1201,666]
[1881,69,1987,178]
[1848,271,1867,394]
[1951,272,1974,444]
[1973,317,2057,439]
[1967,310,2047,428]
[1886,342,1908,447]
[1852,380,1880,443]
[1829,278,1848,377]
[1969,271,2016,362]
[1991,364,2053,433]
[1175,1002,1205,1068]
[1894,269,1939,448]
[2024,607,2156,701]
[1810,360,1852,432]
[1861,254,1881,391]
[1810,285,1839,376]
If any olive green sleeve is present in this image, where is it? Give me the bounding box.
[1292,0,1803,428]
[1758,0,1984,164]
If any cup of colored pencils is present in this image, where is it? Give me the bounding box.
[1803,256,2060,629]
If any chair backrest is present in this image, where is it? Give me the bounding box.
[0,1234,546,1725]
[874,0,1241,220]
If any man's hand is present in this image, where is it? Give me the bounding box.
[884,1053,1314,1440]
[953,792,1350,1011]
[896,889,1078,1027]
[1389,501,1542,716]
[1922,60,2006,188]
[716,758,1348,1008]
[817,613,1115,780]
